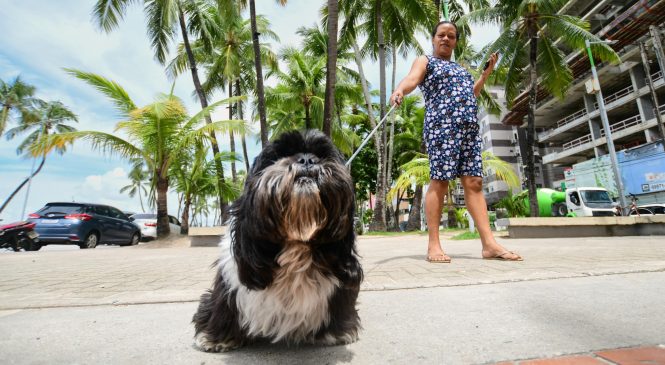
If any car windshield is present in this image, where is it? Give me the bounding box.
[581,190,612,204]
[38,204,84,216]
[132,214,157,219]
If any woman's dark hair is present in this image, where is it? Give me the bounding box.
[431,20,458,38]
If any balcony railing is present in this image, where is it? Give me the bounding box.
[645,70,663,84]
[563,133,592,150]
[599,114,642,137]
[593,85,635,109]
[555,108,588,129]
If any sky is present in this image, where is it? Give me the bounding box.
[0,0,498,223]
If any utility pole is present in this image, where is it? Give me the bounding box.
[585,39,628,213]
[639,41,665,140]
[650,26,665,77]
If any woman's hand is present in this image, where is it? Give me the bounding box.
[484,52,498,75]
[390,90,404,106]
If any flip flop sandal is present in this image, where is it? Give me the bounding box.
[426,253,451,263]
[483,251,523,261]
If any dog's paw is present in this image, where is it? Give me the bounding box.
[316,330,359,346]
[193,333,241,353]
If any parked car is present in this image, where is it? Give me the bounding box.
[638,204,665,215]
[28,202,141,249]
[629,207,655,216]
[129,213,181,240]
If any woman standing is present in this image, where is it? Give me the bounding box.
[390,21,522,263]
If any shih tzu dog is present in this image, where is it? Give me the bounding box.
[192,130,363,352]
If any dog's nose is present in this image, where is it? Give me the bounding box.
[296,153,319,167]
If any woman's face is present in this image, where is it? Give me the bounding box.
[432,23,457,59]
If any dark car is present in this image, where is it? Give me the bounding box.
[28,202,141,249]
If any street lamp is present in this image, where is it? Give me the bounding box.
[584,39,628,214]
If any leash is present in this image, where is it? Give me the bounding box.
[345,104,398,167]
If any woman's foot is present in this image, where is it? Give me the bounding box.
[426,252,451,263]
[427,244,451,263]
[481,243,523,261]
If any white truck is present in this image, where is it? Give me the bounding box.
[560,187,616,217]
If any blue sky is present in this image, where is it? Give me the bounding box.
[0,0,497,223]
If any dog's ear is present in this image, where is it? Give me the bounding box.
[231,216,279,290]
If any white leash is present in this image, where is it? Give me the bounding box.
[345,104,398,167]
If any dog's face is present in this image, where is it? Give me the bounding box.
[237,130,354,243]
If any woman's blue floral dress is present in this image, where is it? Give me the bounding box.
[419,55,482,181]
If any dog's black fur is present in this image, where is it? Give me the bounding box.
[192,130,363,351]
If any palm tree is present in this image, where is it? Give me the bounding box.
[1,76,36,137]
[460,0,619,216]
[339,0,435,231]
[391,95,425,230]
[91,0,233,218]
[266,48,326,130]
[237,0,288,147]
[120,163,149,213]
[167,11,279,174]
[0,100,77,215]
[263,45,361,154]
[33,70,245,237]
[322,0,340,137]
[170,143,238,233]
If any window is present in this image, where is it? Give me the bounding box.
[108,207,126,219]
[94,206,110,217]
[569,192,581,206]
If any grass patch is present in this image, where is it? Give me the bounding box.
[451,231,480,240]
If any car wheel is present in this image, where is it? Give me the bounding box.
[20,238,42,251]
[79,232,98,249]
[121,232,140,246]
[553,203,568,217]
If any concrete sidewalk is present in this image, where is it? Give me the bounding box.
[0,234,664,364]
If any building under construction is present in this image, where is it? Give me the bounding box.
[500,0,665,202]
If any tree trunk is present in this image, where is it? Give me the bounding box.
[249,0,269,147]
[526,23,539,217]
[304,103,311,130]
[369,0,387,231]
[323,0,339,137]
[228,81,237,182]
[177,7,228,220]
[180,198,191,235]
[156,173,170,237]
[236,80,250,172]
[0,156,46,215]
[405,185,423,231]
[1,105,10,136]
[385,47,397,229]
[351,40,386,230]
[434,0,441,21]
[138,186,145,213]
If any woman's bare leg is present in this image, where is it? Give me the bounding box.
[461,176,522,260]
[425,179,450,261]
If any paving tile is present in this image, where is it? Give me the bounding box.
[595,346,665,365]
[517,355,607,365]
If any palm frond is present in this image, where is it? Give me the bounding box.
[64,69,136,114]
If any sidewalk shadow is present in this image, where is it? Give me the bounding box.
[374,254,481,264]
[215,341,355,364]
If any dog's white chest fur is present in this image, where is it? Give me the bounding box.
[219,235,339,342]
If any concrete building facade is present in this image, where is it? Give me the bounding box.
[501,0,665,196]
